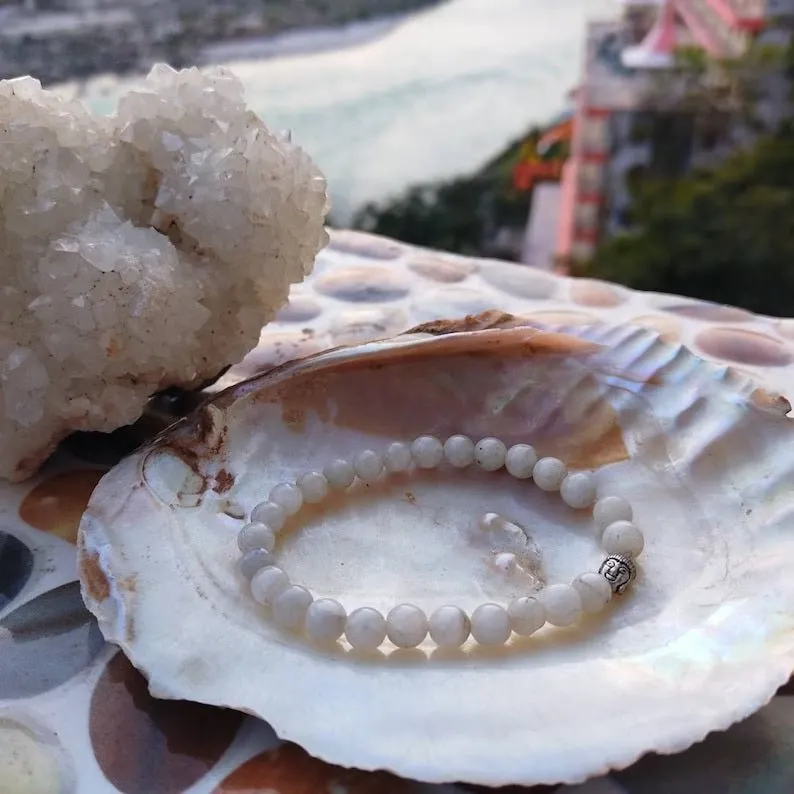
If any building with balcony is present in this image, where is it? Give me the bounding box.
[554,0,793,266]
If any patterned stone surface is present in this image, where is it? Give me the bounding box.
[0,531,33,610]
[1,227,793,793]
[0,581,105,699]
[0,716,74,794]
[90,654,243,794]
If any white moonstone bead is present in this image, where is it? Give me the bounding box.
[474,437,507,471]
[602,520,645,557]
[250,501,286,531]
[237,521,276,553]
[541,583,582,627]
[273,585,313,629]
[470,603,512,645]
[428,605,470,648]
[296,471,329,504]
[572,572,613,614]
[593,496,633,529]
[238,548,274,581]
[323,459,355,489]
[507,596,546,636]
[269,482,303,516]
[505,443,537,479]
[305,598,347,642]
[250,566,289,606]
[533,457,567,491]
[345,607,387,651]
[443,435,475,468]
[411,435,444,468]
[353,449,384,483]
[384,441,412,472]
[560,471,597,509]
[386,604,428,648]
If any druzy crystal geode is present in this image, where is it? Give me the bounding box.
[0,64,329,481]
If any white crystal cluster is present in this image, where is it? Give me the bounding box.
[0,65,329,481]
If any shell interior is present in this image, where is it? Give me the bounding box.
[78,320,794,786]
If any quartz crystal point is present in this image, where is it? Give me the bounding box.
[0,65,330,481]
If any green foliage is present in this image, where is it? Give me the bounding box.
[352,129,540,258]
[581,125,794,316]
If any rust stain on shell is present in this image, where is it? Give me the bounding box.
[79,547,110,603]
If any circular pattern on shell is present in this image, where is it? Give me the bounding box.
[570,279,626,307]
[326,230,404,260]
[313,266,411,302]
[479,263,559,299]
[695,327,792,367]
[275,294,323,322]
[628,314,681,343]
[661,301,754,323]
[520,310,600,327]
[408,255,475,283]
[328,307,410,345]
[410,288,497,324]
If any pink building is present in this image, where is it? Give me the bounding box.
[556,0,777,266]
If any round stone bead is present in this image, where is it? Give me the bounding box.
[305,598,347,642]
[323,459,355,489]
[470,603,511,645]
[443,435,475,468]
[238,548,274,581]
[345,607,387,651]
[411,435,444,468]
[296,471,329,504]
[250,501,286,531]
[533,457,567,491]
[507,596,546,636]
[269,483,303,516]
[560,471,597,509]
[428,605,470,648]
[540,583,582,627]
[593,496,633,530]
[572,572,612,614]
[353,450,384,483]
[602,520,645,557]
[237,521,275,553]
[250,566,289,606]
[273,585,313,629]
[474,437,507,471]
[384,442,412,473]
[386,604,428,649]
[505,444,537,479]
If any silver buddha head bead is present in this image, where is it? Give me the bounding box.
[598,554,637,595]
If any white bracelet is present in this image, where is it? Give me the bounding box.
[235,435,642,651]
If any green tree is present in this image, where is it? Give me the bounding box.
[352,128,540,259]
[581,123,794,317]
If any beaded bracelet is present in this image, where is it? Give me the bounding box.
[235,435,643,650]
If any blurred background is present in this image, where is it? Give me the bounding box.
[2,0,793,315]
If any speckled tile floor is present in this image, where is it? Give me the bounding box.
[1,229,793,794]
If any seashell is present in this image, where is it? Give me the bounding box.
[77,313,794,787]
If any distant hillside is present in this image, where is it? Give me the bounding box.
[0,0,443,84]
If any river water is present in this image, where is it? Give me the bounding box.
[75,0,617,221]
